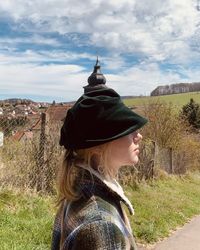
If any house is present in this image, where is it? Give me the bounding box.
[45,104,71,123]
[30,117,42,139]
[12,130,33,142]
[45,104,72,139]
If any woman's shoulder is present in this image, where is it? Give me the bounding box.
[64,218,128,250]
[68,194,121,223]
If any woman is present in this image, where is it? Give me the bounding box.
[51,88,147,250]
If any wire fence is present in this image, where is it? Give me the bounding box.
[0,112,195,193]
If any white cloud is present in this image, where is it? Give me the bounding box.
[0,0,198,64]
[0,63,88,101]
[0,49,96,65]
[0,56,198,101]
[107,63,186,96]
[0,35,60,47]
[0,0,200,101]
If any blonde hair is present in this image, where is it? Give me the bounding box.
[57,142,116,205]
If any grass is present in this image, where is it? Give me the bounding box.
[1,173,200,248]
[123,91,200,109]
[126,173,200,244]
[0,189,55,250]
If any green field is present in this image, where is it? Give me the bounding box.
[0,190,55,250]
[1,173,200,248]
[123,92,200,110]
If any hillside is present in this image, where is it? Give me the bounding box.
[123,91,200,110]
[0,98,36,105]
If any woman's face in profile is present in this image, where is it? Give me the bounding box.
[108,131,143,170]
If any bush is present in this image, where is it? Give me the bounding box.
[138,100,200,174]
[181,98,200,131]
[141,100,188,149]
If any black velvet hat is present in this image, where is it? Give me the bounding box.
[60,88,147,149]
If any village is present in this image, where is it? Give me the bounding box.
[0,99,72,144]
[0,99,48,116]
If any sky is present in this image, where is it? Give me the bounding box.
[0,0,200,102]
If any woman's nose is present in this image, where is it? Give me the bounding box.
[138,133,143,140]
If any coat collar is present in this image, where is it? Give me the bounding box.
[75,163,134,215]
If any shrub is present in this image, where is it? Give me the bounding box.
[141,100,188,149]
[181,98,200,131]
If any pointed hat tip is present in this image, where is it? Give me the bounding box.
[95,56,100,66]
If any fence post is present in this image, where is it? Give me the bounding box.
[169,147,173,174]
[39,112,46,167]
[36,112,46,191]
[151,141,156,178]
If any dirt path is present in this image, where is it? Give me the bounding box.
[138,215,200,250]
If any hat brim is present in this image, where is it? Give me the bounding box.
[86,118,147,144]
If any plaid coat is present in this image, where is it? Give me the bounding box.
[51,166,137,250]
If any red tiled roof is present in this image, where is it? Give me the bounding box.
[24,131,33,139]
[46,104,71,122]
[31,118,41,130]
[12,131,24,141]
[25,114,41,130]
[12,131,33,141]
